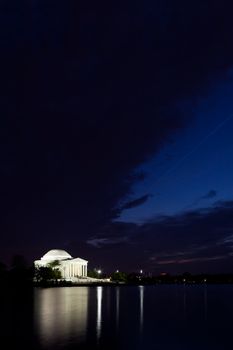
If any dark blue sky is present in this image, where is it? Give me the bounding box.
[1,0,233,273]
[119,78,233,223]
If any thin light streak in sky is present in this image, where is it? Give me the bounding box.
[151,113,233,187]
[118,113,233,223]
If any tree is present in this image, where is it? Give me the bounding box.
[34,263,62,283]
[87,269,100,278]
[0,261,6,274]
[47,260,61,282]
[0,261,7,280]
[10,254,30,283]
[111,271,127,282]
[47,260,60,269]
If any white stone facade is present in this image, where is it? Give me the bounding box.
[34,249,88,279]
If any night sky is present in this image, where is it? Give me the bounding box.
[1,0,233,274]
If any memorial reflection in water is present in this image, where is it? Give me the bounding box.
[33,286,147,349]
[34,287,89,348]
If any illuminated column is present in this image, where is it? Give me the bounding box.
[75,264,77,277]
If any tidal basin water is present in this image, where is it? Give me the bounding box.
[2,285,233,349]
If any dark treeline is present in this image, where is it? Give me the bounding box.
[111,272,233,285]
[2,256,233,286]
[106,271,233,285]
[0,255,33,287]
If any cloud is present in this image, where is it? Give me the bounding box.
[141,201,233,272]
[201,190,217,200]
[186,190,218,209]
[87,200,233,272]
[120,194,151,210]
[86,236,129,248]
[157,255,226,265]
[1,1,233,263]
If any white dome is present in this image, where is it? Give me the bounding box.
[41,249,72,261]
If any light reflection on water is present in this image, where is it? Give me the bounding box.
[32,285,233,350]
[34,287,89,348]
[96,286,102,342]
[139,286,144,334]
[116,287,120,332]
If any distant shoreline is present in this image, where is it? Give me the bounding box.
[32,280,233,288]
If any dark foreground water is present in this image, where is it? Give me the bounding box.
[1,285,233,349]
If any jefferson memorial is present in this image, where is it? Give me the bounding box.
[34,249,88,280]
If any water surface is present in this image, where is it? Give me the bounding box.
[1,285,233,349]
